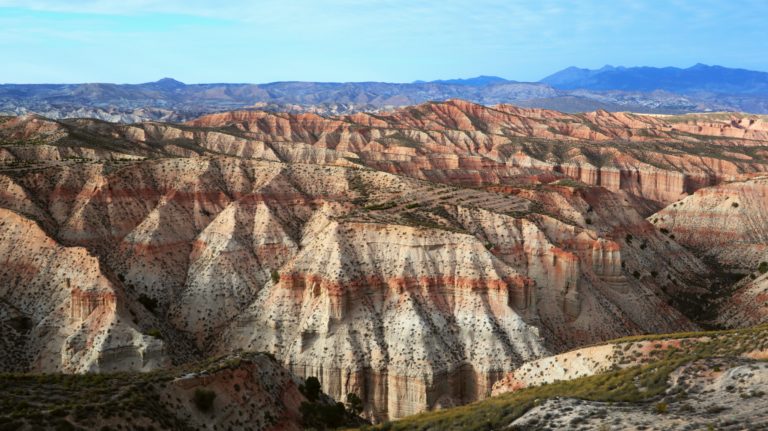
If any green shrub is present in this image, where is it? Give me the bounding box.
[759,262,768,274]
[193,388,216,412]
[301,377,322,402]
[137,294,158,312]
[346,392,364,415]
[655,402,668,414]
[53,419,76,431]
[270,270,280,284]
[364,201,397,211]
[300,401,346,429]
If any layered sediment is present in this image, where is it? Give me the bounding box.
[1,102,765,420]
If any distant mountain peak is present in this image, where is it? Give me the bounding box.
[688,63,713,70]
[414,76,512,86]
[149,77,186,88]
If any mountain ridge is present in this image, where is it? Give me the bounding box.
[3,64,768,123]
[541,63,768,94]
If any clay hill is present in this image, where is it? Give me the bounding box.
[1,100,768,425]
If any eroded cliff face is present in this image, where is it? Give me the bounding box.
[1,103,764,421]
[4,102,768,210]
[0,208,167,373]
[220,219,546,420]
[0,155,713,420]
[718,273,768,327]
[651,177,768,327]
[652,177,768,271]
[187,101,768,207]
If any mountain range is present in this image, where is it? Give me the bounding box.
[541,63,768,94]
[2,64,768,122]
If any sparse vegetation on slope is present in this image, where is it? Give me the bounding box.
[363,324,768,431]
[0,352,364,431]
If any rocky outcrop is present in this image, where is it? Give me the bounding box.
[652,177,768,271]
[491,317,768,399]
[161,354,333,431]
[69,287,116,322]
[0,208,168,373]
[220,219,547,420]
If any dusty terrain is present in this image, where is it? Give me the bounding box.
[1,101,768,422]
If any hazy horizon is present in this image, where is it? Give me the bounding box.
[1,0,767,84]
[2,63,768,86]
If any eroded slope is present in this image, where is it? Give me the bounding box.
[1,102,766,421]
[0,156,712,420]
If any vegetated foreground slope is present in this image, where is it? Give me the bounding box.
[367,324,768,431]
[0,100,767,422]
[0,352,363,431]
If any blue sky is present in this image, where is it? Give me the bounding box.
[0,0,766,84]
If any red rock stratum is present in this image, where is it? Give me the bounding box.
[1,101,766,421]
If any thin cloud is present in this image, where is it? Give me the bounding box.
[0,0,765,83]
